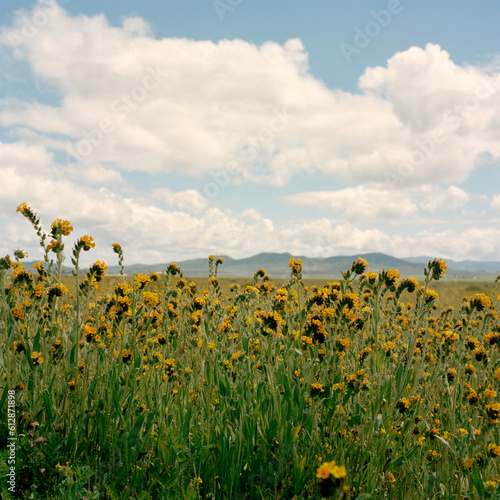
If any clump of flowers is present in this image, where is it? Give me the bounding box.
[351,257,368,275]
[289,257,302,278]
[311,382,325,397]
[426,258,447,280]
[316,460,347,497]
[31,352,44,366]
[122,349,133,363]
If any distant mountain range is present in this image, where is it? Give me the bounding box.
[111,252,500,278]
[17,252,500,278]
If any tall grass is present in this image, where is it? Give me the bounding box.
[1,204,500,499]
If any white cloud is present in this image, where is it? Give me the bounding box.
[3,172,500,265]
[153,187,209,214]
[491,194,500,213]
[1,3,500,265]
[282,186,417,220]
[0,141,54,176]
[282,185,473,220]
[0,4,499,188]
[418,186,470,213]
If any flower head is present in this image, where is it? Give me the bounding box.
[16,203,40,225]
[31,352,44,366]
[122,349,133,363]
[77,235,95,251]
[427,258,447,280]
[50,219,73,237]
[316,461,347,496]
[351,257,368,275]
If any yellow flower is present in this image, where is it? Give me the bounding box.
[311,383,325,396]
[428,258,447,280]
[316,461,346,480]
[487,403,500,420]
[78,235,95,251]
[351,257,368,274]
[51,218,73,237]
[11,306,24,320]
[122,349,132,363]
[488,443,500,457]
[143,291,160,308]
[484,389,497,399]
[31,352,43,366]
[316,459,347,497]
[17,202,30,215]
[16,381,27,392]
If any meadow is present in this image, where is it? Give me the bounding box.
[1,203,500,499]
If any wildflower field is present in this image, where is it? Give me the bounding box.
[2,204,500,499]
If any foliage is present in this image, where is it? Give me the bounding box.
[1,205,500,499]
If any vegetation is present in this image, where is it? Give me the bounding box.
[1,203,500,499]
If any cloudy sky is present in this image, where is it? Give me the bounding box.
[1,0,500,266]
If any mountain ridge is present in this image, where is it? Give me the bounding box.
[14,253,500,278]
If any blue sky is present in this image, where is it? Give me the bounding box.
[1,0,500,265]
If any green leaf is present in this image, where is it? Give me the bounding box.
[434,435,453,454]
[32,329,41,352]
[343,388,353,405]
[266,418,278,441]
[395,363,403,391]
[376,348,385,373]
[471,460,485,497]
[127,412,147,448]
[43,391,53,428]
[425,473,437,497]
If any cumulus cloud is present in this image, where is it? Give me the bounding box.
[419,186,470,213]
[282,185,472,220]
[3,165,500,264]
[282,185,418,220]
[1,2,500,264]
[491,194,500,213]
[153,187,209,214]
[0,2,499,188]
